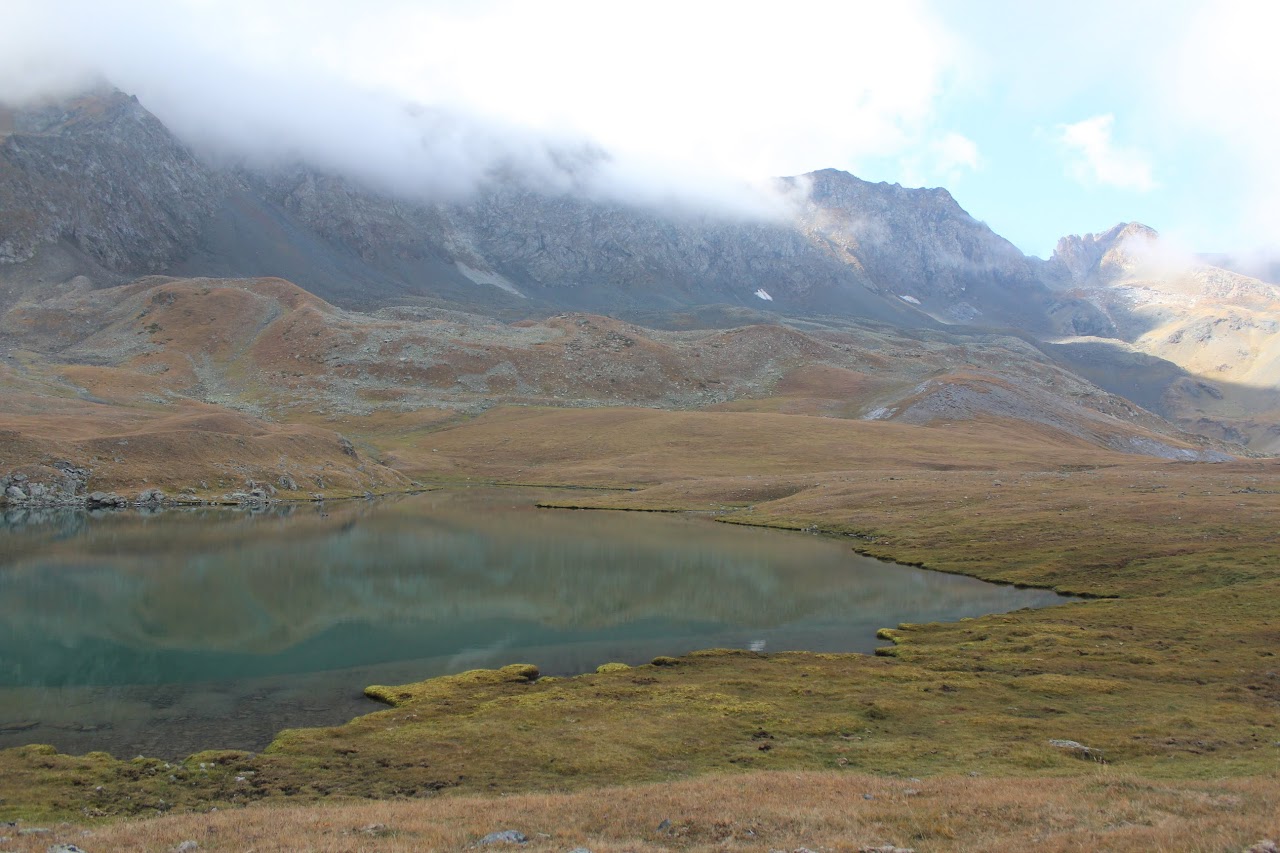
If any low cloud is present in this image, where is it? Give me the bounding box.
[1162,0,1280,253]
[0,0,967,220]
[1055,114,1157,192]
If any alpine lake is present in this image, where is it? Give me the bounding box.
[0,488,1070,759]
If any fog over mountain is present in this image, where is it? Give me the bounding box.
[0,0,966,225]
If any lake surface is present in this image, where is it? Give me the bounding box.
[0,488,1068,758]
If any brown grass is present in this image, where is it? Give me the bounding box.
[6,771,1275,852]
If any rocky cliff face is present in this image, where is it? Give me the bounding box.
[0,90,228,271]
[257,168,903,318]
[796,169,1051,326]
[1045,222,1159,287]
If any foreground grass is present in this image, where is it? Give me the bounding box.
[3,771,1277,852]
[1,407,1277,848]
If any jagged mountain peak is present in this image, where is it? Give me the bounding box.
[1048,221,1159,285]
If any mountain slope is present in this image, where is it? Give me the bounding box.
[1043,223,1280,451]
[0,90,226,272]
[1,89,1054,328]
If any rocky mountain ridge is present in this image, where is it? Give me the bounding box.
[1,88,1081,330]
[1,87,1276,452]
[0,90,226,272]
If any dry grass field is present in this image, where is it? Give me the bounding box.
[3,771,1277,852]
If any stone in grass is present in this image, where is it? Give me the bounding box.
[1246,842,1279,853]
[1048,739,1106,762]
[48,845,91,853]
[173,841,199,852]
[478,830,527,845]
[861,846,917,853]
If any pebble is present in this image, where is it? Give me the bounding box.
[174,842,199,852]
[48,845,90,853]
[478,830,527,845]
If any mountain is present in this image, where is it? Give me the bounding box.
[1039,223,1280,452]
[0,85,1273,482]
[0,90,226,274]
[1,89,1078,330]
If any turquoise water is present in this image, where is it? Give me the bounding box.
[0,488,1068,757]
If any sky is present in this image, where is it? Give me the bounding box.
[0,0,1276,259]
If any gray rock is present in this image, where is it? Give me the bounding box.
[478,830,527,845]
[4,485,25,500]
[136,488,166,506]
[48,845,90,853]
[1049,738,1104,761]
[566,848,592,853]
[173,842,199,852]
[18,828,50,835]
[85,491,127,509]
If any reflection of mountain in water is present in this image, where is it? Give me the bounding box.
[0,490,1065,686]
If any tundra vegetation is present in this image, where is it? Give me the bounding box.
[1,406,1277,851]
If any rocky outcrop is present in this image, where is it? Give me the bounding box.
[0,89,228,270]
[1044,222,1159,287]
[797,169,1049,325]
[0,461,90,505]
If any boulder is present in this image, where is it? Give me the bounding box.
[136,488,166,506]
[86,491,127,509]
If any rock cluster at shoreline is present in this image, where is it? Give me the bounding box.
[1,462,92,506]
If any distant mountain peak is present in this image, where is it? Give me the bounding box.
[1049,221,1160,285]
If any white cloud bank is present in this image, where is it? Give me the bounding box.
[0,0,968,214]
[1163,0,1280,251]
[1055,114,1157,192]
